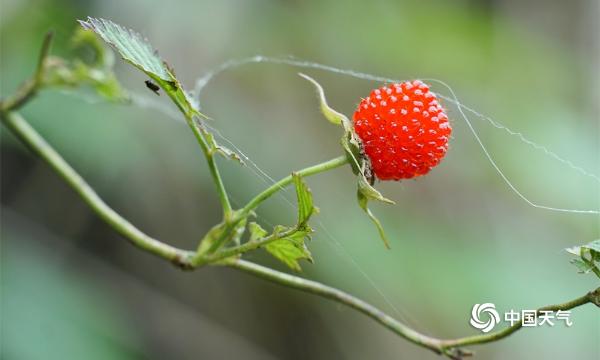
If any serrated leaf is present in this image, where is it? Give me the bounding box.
[248,222,268,243]
[79,17,201,119]
[357,190,391,249]
[582,239,600,253]
[564,246,582,256]
[292,173,317,227]
[565,240,600,278]
[299,73,348,126]
[79,17,170,80]
[570,258,595,274]
[265,229,313,272]
[565,239,600,265]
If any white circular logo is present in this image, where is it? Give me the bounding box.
[470,303,500,333]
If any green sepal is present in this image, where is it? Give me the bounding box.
[299,73,346,125]
[302,73,395,249]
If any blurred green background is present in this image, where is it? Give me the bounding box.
[1,0,599,359]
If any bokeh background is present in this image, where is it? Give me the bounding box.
[1,0,599,359]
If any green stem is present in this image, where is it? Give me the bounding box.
[2,108,597,358]
[0,31,53,112]
[226,258,444,354]
[158,74,231,218]
[193,155,349,263]
[3,33,598,360]
[0,111,194,267]
[438,287,600,351]
[240,155,349,216]
[228,258,599,359]
[205,226,298,264]
[184,117,232,217]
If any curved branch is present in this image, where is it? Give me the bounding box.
[2,34,597,359]
[1,111,194,267]
[2,110,598,359]
[438,287,600,351]
[226,259,599,358]
[226,258,443,354]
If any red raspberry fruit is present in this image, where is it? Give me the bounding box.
[353,80,451,181]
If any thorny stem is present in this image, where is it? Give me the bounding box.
[2,33,598,360]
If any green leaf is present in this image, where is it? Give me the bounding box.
[564,239,600,262]
[79,17,201,119]
[265,228,313,272]
[259,176,316,271]
[582,239,600,253]
[248,222,268,243]
[299,73,348,126]
[292,173,317,227]
[570,258,595,274]
[564,246,582,256]
[565,239,600,279]
[78,17,170,80]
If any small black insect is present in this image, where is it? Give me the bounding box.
[145,80,160,95]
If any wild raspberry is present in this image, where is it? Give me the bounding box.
[353,80,451,181]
